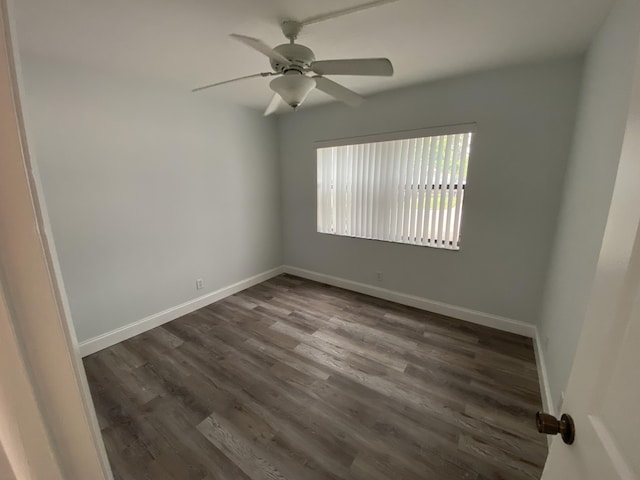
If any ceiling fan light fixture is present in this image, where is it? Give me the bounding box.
[269,73,316,109]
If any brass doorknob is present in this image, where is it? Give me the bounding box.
[536,412,575,445]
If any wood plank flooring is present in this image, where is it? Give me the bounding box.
[84,274,547,480]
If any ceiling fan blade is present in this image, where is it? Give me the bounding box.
[314,76,364,107]
[301,0,400,26]
[230,34,291,65]
[192,72,275,92]
[311,58,393,76]
[264,93,282,116]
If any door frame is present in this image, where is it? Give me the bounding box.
[0,1,112,478]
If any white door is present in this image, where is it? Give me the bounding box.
[541,37,640,480]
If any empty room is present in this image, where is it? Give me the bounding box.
[1,0,640,479]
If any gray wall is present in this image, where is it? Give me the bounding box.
[19,57,282,343]
[278,58,583,325]
[538,0,640,411]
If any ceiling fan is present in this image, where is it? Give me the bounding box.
[192,1,397,116]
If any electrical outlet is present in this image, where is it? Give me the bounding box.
[196,278,204,290]
[376,271,383,282]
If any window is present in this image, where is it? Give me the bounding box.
[317,125,475,250]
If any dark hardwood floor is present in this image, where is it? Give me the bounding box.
[84,274,547,480]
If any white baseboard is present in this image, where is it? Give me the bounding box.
[533,328,554,416]
[282,265,536,338]
[78,266,284,357]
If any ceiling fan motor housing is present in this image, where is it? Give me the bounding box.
[271,43,315,73]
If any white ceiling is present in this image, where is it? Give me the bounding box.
[13,0,614,110]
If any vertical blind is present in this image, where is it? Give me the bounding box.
[317,131,473,250]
